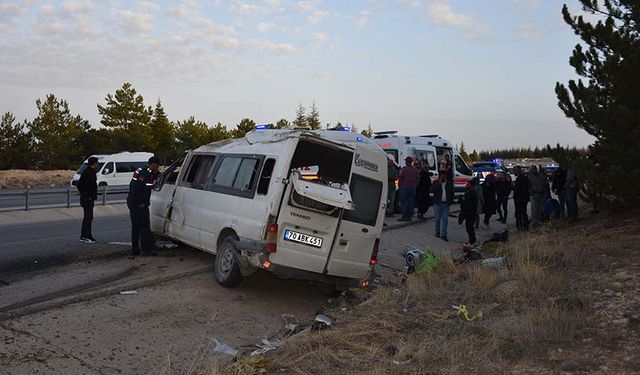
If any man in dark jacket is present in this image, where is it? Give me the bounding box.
[459,179,478,246]
[431,173,454,241]
[127,156,161,257]
[482,173,497,228]
[495,172,511,223]
[78,156,99,243]
[513,166,529,231]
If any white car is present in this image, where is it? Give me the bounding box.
[71,152,154,187]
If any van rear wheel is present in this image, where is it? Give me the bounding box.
[214,238,242,287]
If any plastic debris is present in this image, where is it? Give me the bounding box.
[392,359,411,366]
[119,290,138,295]
[311,313,332,331]
[281,314,298,336]
[481,257,507,269]
[155,241,178,249]
[213,338,238,356]
[452,304,482,321]
[414,251,439,275]
[250,338,283,356]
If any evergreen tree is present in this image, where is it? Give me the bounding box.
[470,150,480,162]
[555,0,640,206]
[275,118,290,129]
[232,118,256,138]
[459,141,471,164]
[97,82,152,151]
[149,100,176,164]
[175,117,212,153]
[28,94,89,169]
[293,103,306,128]
[210,122,229,141]
[306,101,321,130]
[0,112,32,169]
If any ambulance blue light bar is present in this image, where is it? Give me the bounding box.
[255,124,273,130]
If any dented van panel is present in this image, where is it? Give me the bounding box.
[150,129,388,287]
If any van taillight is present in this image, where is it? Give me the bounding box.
[266,223,278,253]
[370,238,380,266]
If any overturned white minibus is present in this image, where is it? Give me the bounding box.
[150,128,388,288]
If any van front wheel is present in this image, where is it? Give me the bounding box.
[214,239,242,287]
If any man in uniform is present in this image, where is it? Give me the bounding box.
[513,166,530,231]
[78,156,99,243]
[127,156,161,258]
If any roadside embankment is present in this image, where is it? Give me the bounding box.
[223,211,640,374]
[0,169,75,189]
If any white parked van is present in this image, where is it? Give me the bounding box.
[150,128,388,288]
[71,152,154,187]
[372,131,473,192]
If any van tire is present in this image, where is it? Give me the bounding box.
[214,238,242,287]
[98,182,107,187]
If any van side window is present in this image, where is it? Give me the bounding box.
[116,163,131,173]
[213,157,242,187]
[233,159,259,190]
[257,158,276,195]
[183,155,216,188]
[454,155,471,176]
[102,162,114,175]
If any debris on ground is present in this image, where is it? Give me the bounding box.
[213,338,238,356]
[250,338,283,356]
[481,257,507,269]
[119,290,138,295]
[311,313,332,331]
[155,241,178,249]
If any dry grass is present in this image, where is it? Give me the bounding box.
[248,221,596,374]
[0,169,75,189]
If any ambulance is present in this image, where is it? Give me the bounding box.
[150,126,388,288]
[372,131,473,192]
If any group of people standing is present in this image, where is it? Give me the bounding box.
[76,155,161,258]
[459,172,512,246]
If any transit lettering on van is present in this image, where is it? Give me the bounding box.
[150,126,388,288]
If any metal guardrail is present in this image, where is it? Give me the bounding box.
[0,186,129,212]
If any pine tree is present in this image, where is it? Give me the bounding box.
[555,0,640,206]
[306,101,321,130]
[275,118,290,129]
[232,118,255,138]
[459,141,471,164]
[0,112,32,169]
[97,82,152,151]
[293,103,306,128]
[28,95,89,169]
[149,100,176,164]
[175,117,212,153]
[210,122,229,141]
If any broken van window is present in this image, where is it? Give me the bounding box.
[257,158,276,195]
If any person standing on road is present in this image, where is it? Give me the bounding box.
[386,156,399,217]
[473,177,484,229]
[552,166,567,218]
[495,172,511,223]
[528,165,548,228]
[415,161,432,220]
[565,166,579,221]
[431,173,454,241]
[127,156,161,258]
[77,156,99,244]
[481,173,497,229]
[459,179,478,246]
[398,156,419,222]
[441,153,454,180]
[513,166,530,230]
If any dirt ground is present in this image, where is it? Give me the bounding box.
[0,169,75,189]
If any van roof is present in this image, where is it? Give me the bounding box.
[86,152,153,162]
[373,133,454,149]
[193,129,388,157]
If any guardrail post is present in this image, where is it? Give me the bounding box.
[102,185,107,205]
[67,188,71,208]
[25,188,30,211]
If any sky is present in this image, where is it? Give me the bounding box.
[0,0,596,151]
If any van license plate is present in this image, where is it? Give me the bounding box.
[283,230,323,248]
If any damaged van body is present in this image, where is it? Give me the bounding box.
[150,128,388,288]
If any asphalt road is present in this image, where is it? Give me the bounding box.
[0,189,128,211]
[0,213,131,275]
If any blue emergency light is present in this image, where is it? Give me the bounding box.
[255,124,273,130]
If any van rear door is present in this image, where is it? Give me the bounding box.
[414,146,438,181]
[324,147,387,279]
[270,137,354,274]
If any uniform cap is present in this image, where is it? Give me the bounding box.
[148,156,161,164]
